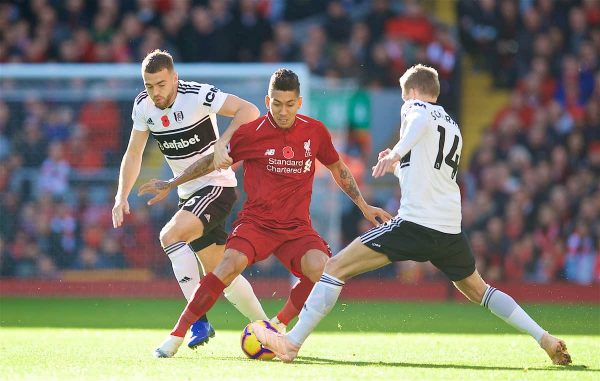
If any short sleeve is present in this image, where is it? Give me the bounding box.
[228,123,255,164]
[316,123,340,165]
[131,101,148,131]
[197,84,228,114]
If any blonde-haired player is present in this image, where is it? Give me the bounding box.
[252,64,572,366]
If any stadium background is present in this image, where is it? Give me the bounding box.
[0,0,598,302]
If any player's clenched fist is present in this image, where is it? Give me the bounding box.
[112,199,130,228]
[372,150,401,178]
[213,139,233,170]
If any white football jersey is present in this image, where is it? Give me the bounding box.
[132,80,237,199]
[391,99,462,233]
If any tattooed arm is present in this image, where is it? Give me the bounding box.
[326,160,392,225]
[137,153,215,205]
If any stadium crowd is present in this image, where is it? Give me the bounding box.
[0,0,598,284]
[457,0,600,284]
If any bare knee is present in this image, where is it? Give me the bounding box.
[160,222,202,247]
[213,250,248,285]
[301,251,328,282]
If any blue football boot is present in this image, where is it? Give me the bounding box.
[188,319,216,349]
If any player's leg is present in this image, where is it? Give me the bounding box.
[196,242,268,322]
[453,270,572,365]
[154,248,249,358]
[270,235,331,330]
[254,238,390,362]
[432,231,571,365]
[188,188,266,321]
[271,248,328,331]
[272,276,314,330]
[159,210,205,303]
[286,239,390,345]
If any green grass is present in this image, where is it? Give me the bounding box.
[1,297,599,380]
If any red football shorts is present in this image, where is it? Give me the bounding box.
[225,220,332,277]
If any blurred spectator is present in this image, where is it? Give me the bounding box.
[78,95,121,164]
[37,142,70,198]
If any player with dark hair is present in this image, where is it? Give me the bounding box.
[139,68,392,358]
[252,64,572,366]
[112,49,268,349]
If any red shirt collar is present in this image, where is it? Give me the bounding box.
[266,111,301,130]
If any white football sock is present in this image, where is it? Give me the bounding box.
[164,241,200,301]
[287,273,345,346]
[223,275,268,321]
[481,285,546,345]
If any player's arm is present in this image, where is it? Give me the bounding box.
[372,112,428,178]
[326,160,392,225]
[138,153,216,205]
[214,95,260,169]
[112,129,149,228]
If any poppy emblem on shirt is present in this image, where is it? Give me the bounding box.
[283,146,294,159]
[161,115,170,127]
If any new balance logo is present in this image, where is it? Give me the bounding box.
[147,118,154,125]
[204,213,211,222]
[264,149,275,156]
[179,276,192,283]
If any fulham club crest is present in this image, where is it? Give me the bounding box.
[174,111,184,122]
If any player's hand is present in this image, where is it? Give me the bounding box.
[361,205,393,226]
[112,199,130,228]
[377,148,392,160]
[138,178,172,205]
[372,150,401,178]
[213,139,233,170]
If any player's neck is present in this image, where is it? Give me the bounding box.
[408,96,437,104]
[267,111,297,130]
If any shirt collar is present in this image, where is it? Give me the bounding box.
[266,111,300,130]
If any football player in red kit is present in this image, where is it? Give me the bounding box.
[139,69,392,358]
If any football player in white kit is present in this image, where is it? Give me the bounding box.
[252,64,572,366]
[112,50,268,349]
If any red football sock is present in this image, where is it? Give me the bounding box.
[277,277,314,325]
[171,272,226,337]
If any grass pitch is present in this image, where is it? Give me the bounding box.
[0,297,598,380]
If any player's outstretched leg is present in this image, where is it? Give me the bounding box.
[454,271,572,365]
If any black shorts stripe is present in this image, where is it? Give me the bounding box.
[360,217,404,242]
[191,186,223,217]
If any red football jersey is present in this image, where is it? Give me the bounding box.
[229,112,340,229]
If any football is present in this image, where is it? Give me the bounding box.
[240,320,278,360]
